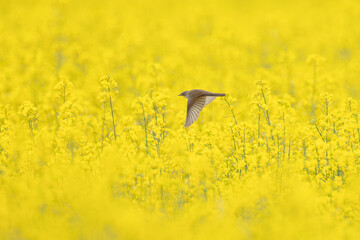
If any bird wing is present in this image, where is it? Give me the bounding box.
[204,96,216,106]
[184,96,206,127]
[183,90,224,127]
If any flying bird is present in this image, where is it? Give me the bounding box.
[179,89,226,127]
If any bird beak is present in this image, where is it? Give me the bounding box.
[178,94,181,96]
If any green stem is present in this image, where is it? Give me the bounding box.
[140,102,149,154]
[63,85,66,104]
[150,92,158,125]
[224,98,237,125]
[314,122,325,142]
[101,104,106,148]
[29,120,35,146]
[261,88,271,126]
[109,94,117,141]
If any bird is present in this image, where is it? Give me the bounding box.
[179,89,226,127]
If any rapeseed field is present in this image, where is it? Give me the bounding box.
[1,0,360,239]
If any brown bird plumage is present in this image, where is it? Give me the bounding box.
[179,89,226,127]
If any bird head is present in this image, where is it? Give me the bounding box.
[178,91,188,98]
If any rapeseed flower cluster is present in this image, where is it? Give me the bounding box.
[1,0,360,239]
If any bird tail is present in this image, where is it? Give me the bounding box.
[211,93,226,97]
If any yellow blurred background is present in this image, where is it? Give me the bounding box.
[1,0,360,239]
